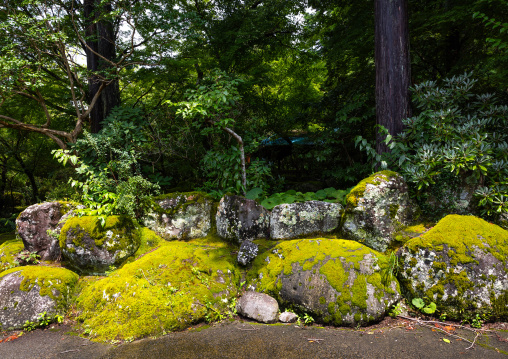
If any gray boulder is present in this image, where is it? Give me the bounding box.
[341,171,415,252]
[0,266,78,330]
[279,311,298,323]
[270,201,342,240]
[247,238,401,326]
[59,215,140,275]
[236,291,279,323]
[237,240,259,266]
[16,201,76,261]
[216,195,270,243]
[144,192,213,240]
[398,214,508,320]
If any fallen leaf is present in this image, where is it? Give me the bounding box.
[443,338,451,343]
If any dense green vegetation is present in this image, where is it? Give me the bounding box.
[0,0,507,226]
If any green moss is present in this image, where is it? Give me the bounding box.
[0,238,23,272]
[76,240,239,342]
[151,192,214,217]
[0,266,78,305]
[346,171,399,208]
[247,238,400,326]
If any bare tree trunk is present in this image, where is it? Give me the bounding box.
[375,0,411,154]
[84,0,120,133]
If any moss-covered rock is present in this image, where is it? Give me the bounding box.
[0,266,78,330]
[0,238,23,271]
[16,201,77,261]
[216,195,270,243]
[144,192,214,240]
[341,171,416,252]
[59,216,140,275]
[76,239,239,342]
[246,238,400,326]
[270,201,343,240]
[398,215,508,320]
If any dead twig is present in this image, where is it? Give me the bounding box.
[60,349,79,354]
[466,331,481,350]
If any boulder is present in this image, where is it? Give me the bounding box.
[398,214,508,320]
[59,215,140,275]
[0,238,23,272]
[144,192,213,240]
[237,240,259,266]
[236,291,279,323]
[247,238,400,326]
[0,266,78,330]
[279,311,298,323]
[270,201,342,240]
[216,195,270,243]
[16,201,76,261]
[341,171,415,252]
[76,240,239,342]
[499,212,508,231]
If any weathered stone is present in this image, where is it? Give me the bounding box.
[237,240,259,266]
[341,171,415,252]
[76,240,239,342]
[279,311,298,323]
[236,291,279,323]
[216,195,270,243]
[144,192,213,240]
[59,215,140,275]
[0,266,78,330]
[16,201,76,261]
[247,238,400,326]
[270,201,342,240]
[398,214,508,320]
[499,212,508,231]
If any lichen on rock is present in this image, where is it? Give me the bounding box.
[144,192,214,240]
[398,214,508,320]
[0,266,78,330]
[341,171,416,252]
[246,238,400,326]
[59,215,140,275]
[75,239,239,342]
[270,201,343,240]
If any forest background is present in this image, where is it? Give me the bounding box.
[0,0,507,230]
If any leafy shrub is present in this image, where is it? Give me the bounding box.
[357,73,508,220]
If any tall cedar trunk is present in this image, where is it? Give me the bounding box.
[84,0,120,133]
[375,0,411,154]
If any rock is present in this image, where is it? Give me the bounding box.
[279,311,298,323]
[247,238,400,326]
[59,215,140,275]
[76,240,239,342]
[144,192,213,240]
[236,291,279,323]
[341,171,415,252]
[398,214,508,320]
[237,240,259,266]
[499,212,508,231]
[0,266,78,330]
[216,195,270,243]
[0,238,23,272]
[270,201,342,240]
[16,201,76,261]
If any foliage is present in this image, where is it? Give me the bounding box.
[53,107,160,225]
[16,250,40,266]
[412,298,437,315]
[23,312,63,332]
[356,73,508,220]
[252,187,351,210]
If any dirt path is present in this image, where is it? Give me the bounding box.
[1,319,508,359]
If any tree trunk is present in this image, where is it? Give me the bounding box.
[84,0,120,133]
[375,0,411,154]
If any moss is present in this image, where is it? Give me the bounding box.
[151,191,214,217]
[346,171,399,208]
[76,239,239,342]
[0,266,78,305]
[247,238,400,326]
[0,238,23,272]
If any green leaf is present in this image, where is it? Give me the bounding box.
[442,338,450,344]
[422,302,436,314]
[412,298,425,309]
